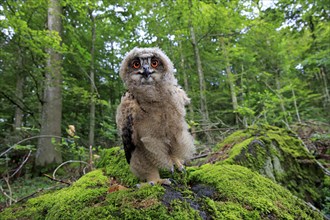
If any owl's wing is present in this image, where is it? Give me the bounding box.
[176,86,191,106]
[116,92,137,164]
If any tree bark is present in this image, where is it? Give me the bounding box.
[188,0,209,124]
[188,0,213,142]
[320,67,330,107]
[275,70,289,127]
[220,37,239,125]
[291,87,301,123]
[14,47,25,129]
[88,11,96,147]
[179,42,196,138]
[36,0,62,166]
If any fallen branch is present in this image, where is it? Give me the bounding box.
[0,185,17,205]
[191,153,210,160]
[52,160,89,179]
[0,135,63,157]
[191,128,234,134]
[15,185,60,204]
[43,174,71,186]
[9,150,32,178]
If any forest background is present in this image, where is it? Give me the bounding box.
[0,0,329,207]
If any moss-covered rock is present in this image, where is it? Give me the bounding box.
[96,146,139,186]
[1,169,109,220]
[0,145,325,219]
[210,124,326,209]
[188,164,322,219]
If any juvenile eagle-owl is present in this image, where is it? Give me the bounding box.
[116,47,195,185]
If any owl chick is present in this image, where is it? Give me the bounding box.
[116,47,195,185]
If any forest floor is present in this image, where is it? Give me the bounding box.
[0,122,329,217]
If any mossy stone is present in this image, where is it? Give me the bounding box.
[214,124,325,207]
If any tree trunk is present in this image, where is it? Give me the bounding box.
[275,70,289,127]
[179,42,196,138]
[36,0,62,166]
[88,11,96,147]
[14,48,24,129]
[220,37,239,125]
[188,0,209,124]
[240,64,248,128]
[320,67,330,107]
[291,87,301,123]
[188,0,212,142]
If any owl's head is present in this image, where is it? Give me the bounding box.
[119,47,176,88]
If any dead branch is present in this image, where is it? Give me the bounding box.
[9,150,32,178]
[191,128,234,134]
[15,185,61,204]
[52,160,89,179]
[0,135,63,157]
[43,174,71,186]
[0,185,17,205]
[191,153,210,160]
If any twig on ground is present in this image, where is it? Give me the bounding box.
[191,153,210,160]
[9,150,32,178]
[15,185,60,204]
[43,174,71,186]
[52,160,89,179]
[0,185,17,205]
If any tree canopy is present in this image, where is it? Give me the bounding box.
[0,0,329,163]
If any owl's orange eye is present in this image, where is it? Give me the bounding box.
[132,61,140,69]
[151,59,159,68]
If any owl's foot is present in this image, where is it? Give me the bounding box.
[136,178,171,188]
[149,178,171,186]
[172,158,185,172]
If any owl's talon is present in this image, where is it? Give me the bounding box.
[149,181,155,186]
[160,178,171,186]
[170,166,175,174]
[168,178,178,185]
[177,164,185,172]
[180,166,186,173]
[172,158,185,172]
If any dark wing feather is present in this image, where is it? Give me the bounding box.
[122,114,136,164]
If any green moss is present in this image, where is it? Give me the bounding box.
[96,147,139,186]
[74,184,166,219]
[222,137,255,164]
[1,139,325,219]
[169,200,202,220]
[204,198,260,219]
[1,170,109,220]
[188,164,323,219]
[213,125,325,207]
[68,183,201,220]
[215,129,249,151]
[321,175,330,215]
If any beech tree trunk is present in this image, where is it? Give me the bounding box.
[275,70,289,127]
[188,0,209,124]
[179,43,196,138]
[291,87,301,123]
[220,37,239,125]
[14,48,24,129]
[36,0,62,166]
[88,11,96,147]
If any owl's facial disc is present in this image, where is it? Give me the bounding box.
[130,57,163,84]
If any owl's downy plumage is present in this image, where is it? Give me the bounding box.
[116,47,195,185]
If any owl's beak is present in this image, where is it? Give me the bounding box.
[142,65,151,79]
